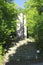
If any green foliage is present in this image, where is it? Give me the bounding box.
[24,0,43,37]
[24,0,43,57]
[5,0,14,3]
[0,55,3,65]
[0,0,18,55]
[24,1,38,37]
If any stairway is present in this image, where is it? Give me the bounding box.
[3,38,35,65]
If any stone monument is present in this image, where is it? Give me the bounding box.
[17,13,27,39]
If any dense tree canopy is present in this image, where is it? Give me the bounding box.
[0,0,18,54]
[24,0,43,39]
[24,0,43,57]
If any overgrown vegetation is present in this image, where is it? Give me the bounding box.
[0,0,18,64]
[24,0,43,57]
[0,0,43,64]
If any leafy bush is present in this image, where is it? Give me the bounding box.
[0,0,18,55]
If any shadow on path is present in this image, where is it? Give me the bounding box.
[4,42,43,65]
